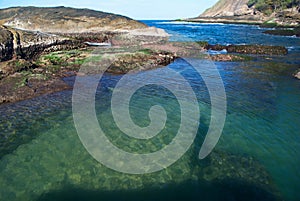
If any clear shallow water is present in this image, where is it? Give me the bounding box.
[0,21,300,201]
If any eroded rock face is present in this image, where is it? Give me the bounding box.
[0,26,84,61]
[200,0,256,18]
[0,26,14,61]
[194,0,299,26]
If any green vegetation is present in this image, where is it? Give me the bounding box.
[37,49,89,71]
[260,21,279,28]
[248,0,300,15]
[41,50,83,66]
[196,41,209,48]
[138,49,153,55]
[16,71,48,88]
[232,54,254,62]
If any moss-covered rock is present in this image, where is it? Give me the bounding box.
[108,50,177,74]
[209,54,253,62]
[0,59,35,79]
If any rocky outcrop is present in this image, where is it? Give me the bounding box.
[0,26,84,61]
[263,28,300,37]
[200,0,256,18]
[189,0,300,26]
[108,50,177,74]
[0,75,70,104]
[209,54,252,62]
[0,6,147,33]
[0,26,14,61]
[207,44,288,55]
[0,7,169,62]
[0,6,174,105]
[192,0,265,24]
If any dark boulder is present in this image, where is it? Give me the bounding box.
[0,26,14,61]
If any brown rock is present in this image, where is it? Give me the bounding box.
[0,6,147,33]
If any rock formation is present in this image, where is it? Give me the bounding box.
[0,6,147,33]
[0,6,168,62]
[190,0,300,26]
[200,0,255,18]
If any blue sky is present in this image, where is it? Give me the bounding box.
[0,0,218,20]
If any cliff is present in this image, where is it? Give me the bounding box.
[200,0,256,18]
[191,0,300,26]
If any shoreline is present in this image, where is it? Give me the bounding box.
[0,41,290,106]
[177,17,300,29]
[181,17,262,26]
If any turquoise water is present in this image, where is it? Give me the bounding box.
[0,21,300,201]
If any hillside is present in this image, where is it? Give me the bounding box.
[192,0,300,26]
[200,0,254,17]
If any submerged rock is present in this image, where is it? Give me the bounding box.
[263,28,300,37]
[207,44,288,55]
[200,151,282,200]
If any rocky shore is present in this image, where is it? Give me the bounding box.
[206,43,288,55]
[0,6,292,105]
[0,6,173,104]
[184,0,300,29]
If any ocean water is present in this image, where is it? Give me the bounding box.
[0,21,299,201]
